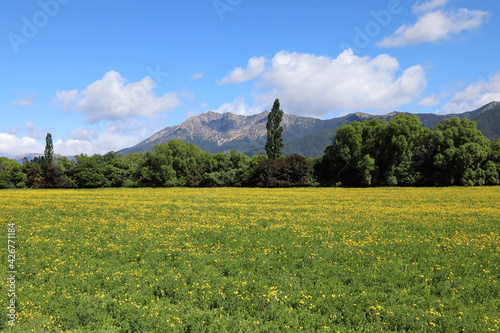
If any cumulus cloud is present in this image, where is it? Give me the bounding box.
[4,71,183,157]
[219,56,266,85]
[55,71,181,122]
[0,133,44,156]
[412,0,448,14]
[418,94,442,108]
[379,7,489,47]
[0,121,154,157]
[55,89,78,111]
[250,49,425,116]
[53,139,94,157]
[215,97,263,116]
[53,117,165,156]
[51,119,160,156]
[1,118,168,157]
[70,126,99,141]
[12,94,35,108]
[53,134,135,157]
[2,122,49,142]
[438,72,500,114]
[24,122,46,140]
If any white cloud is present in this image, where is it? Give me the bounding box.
[191,72,205,81]
[53,133,136,157]
[379,8,489,47]
[412,0,448,14]
[55,89,78,111]
[0,116,168,157]
[54,139,94,157]
[55,71,181,122]
[4,128,19,135]
[438,72,500,114]
[215,97,263,116]
[180,90,195,103]
[0,133,44,156]
[3,71,179,156]
[70,126,99,141]
[24,122,46,140]
[219,56,266,85]
[2,122,49,141]
[12,94,35,108]
[251,49,426,116]
[418,94,442,107]
[51,117,165,156]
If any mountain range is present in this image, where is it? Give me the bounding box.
[121,101,500,158]
[7,153,43,164]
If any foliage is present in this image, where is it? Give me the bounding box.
[73,154,108,188]
[44,133,54,165]
[140,140,203,187]
[2,116,499,189]
[430,118,491,186]
[0,157,25,188]
[248,154,312,187]
[1,188,499,332]
[265,99,284,160]
[317,116,494,187]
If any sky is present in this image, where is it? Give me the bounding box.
[1,0,500,157]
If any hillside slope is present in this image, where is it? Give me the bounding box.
[121,101,500,158]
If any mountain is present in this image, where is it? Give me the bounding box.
[121,102,500,158]
[7,153,43,164]
[6,153,76,164]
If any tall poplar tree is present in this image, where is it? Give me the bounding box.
[44,133,54,165]
[265,99,284,160]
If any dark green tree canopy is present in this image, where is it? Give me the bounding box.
[265,99,284,160]
[431,118,491,186]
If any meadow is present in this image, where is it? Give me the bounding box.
[1,187,499,332]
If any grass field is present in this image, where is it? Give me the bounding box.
[1,187,499,332]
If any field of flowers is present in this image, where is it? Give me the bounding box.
[1,187,499,332]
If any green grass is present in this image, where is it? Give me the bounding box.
[0,187,499,332]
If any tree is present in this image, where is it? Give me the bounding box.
[73,154,108,188]
[248,158,280,187]
[490,139,500,167]
[317,115,430,187]
[55,156,76,188]
[139,140,204,187]
[279,154,313,187]
[380,114,431,186]
[38,133,61,187]
[22,158,42,188]
[0,158,25,188]
[44,133,54,165]
[228,150,252,186]
[265,99,284,160]
[318,119,384,187]
[430,118,491,186]
[248,154,312,187]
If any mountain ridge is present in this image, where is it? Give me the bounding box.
[121,101,500,158]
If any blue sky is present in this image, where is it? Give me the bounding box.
[1,0,499,156]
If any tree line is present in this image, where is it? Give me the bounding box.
[315,114,500,187]
[1,101,499,189]
[0,140,314,189]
